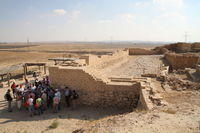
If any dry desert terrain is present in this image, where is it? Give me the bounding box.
[0,43,199,133]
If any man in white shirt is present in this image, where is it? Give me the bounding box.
[28,96,34,117]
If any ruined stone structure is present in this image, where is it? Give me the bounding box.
[48,50,167,110]
[88,50,128,67]
[197,65,200,76]
[156,42,200,53]
[165,53,200,70]
[129,47,169,55]
[49,66,141,108]
[129,43,200,56]
[128,48,155,55]
[196,58,200,76]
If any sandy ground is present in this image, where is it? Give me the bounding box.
[0,51,65,69]
[0,43,159,51]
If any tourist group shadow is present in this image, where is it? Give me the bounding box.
[0,101,132,124]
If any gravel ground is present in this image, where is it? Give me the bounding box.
[102,55,163,78]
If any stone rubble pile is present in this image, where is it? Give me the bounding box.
[160,74,200,91]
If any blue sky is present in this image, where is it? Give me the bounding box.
[0,0,199,42]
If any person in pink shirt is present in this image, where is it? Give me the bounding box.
[53,96,59,113]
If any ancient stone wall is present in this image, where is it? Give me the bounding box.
[88,50,128,69]
[155,42,200,53]
[165,53,200,69]
[129,47,170,55]
[192,43,200,52]
[49,66,140,108]
[197,65,200,75]
[129,48,155,55]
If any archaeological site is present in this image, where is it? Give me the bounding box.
[46,42,200,112]
[0,42,200,132]
[1,0,200,132]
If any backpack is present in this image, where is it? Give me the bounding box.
[73,92,79,99]
[4,93,12,101]
[4,94,7,101]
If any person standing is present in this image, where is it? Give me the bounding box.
[11,82,16,98]
[41,91,47,110]
[55,89,61,110]
[64,87,71,107]
[5,89,13,112]
[71,90,79,109]
[36,97,43,115]
[28,95,34,117]
[16,92,22,110]
[53,95,59,113]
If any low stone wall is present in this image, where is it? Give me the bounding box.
[165,53,200,69]
[49,66,140,108]
[197,65,200,75]
[129,48,155,55]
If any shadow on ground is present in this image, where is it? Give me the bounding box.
[0,100,133,124]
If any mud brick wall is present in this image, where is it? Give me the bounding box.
[197,65,200,75]
[49,66,140,108]
[88,50,128,68]
[165,53,200,69]
[129,48,155,55]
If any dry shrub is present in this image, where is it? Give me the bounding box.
[163,109,176,114]
[49,119,59,129]
[72,128,85,133]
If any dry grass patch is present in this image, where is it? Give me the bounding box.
[163,108,176,114]
[48,119,59,129]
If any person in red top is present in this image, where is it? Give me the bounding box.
[11,82,16,98]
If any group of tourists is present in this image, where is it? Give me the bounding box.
[4,76,79,116]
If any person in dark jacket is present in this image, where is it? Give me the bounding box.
[64,87,71,107]
[71,90,79,109]
[5,89,13,112]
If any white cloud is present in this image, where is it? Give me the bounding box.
[67,10,81,22]
[70,10,81,19]
[53,9,66,16]
[98,20,112,24]
[152,0,186,25]
[25,21,31,25]
[152,12,186,24]
[153,0,184,7]
[120,13,134,23]
[134,1,150,7]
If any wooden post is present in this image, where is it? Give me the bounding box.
[44,65,46,74]
[26,65,28,76]
[7,73,10,86]
[24,64,27,79]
